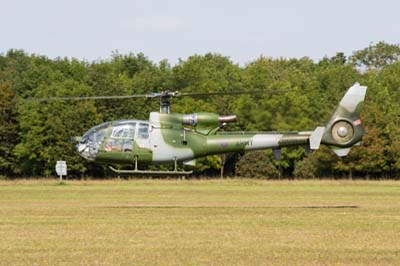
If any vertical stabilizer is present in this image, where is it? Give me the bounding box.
[321,82,367,156]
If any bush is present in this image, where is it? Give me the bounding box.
[235,151,280,179]
[293,155,317,179]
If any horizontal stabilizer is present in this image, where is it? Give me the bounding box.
[309,127,325,150]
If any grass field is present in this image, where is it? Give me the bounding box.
[0,179,399,266]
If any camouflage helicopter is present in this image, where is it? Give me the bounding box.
[56,83,366,175]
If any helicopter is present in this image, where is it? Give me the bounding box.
[46,82,367,175]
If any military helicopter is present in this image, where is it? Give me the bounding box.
[47,83,367,175]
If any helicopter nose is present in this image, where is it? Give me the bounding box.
[77,143,87,153]
[76,142,93,160]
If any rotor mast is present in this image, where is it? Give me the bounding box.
[160,96,171,113]
[157,91,180,114]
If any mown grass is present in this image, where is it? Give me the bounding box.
[0,179,399,266]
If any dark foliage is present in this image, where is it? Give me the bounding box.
[1,42,400,178]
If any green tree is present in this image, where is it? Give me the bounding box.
[235,151,280,179]
[14,80,102,176]
[351,41,400,70]
[0,82,18,176]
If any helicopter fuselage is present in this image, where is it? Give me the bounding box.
[77,111,311,165]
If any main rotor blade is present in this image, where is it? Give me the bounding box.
[29,94,155,102]
[27,89,293,102]
[178,89,293,97]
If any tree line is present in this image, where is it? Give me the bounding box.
[1,42,400,179]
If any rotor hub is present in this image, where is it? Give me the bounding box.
[332,120,354,144]
[337,126,348,137]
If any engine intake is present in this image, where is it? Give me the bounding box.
[182,113,237,127]
[182,112,237,134]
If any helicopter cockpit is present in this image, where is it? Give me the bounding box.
[77,120,150,161]
[77,122,109,160]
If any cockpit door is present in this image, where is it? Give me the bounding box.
[134,122,152,161]
[95,122,137,164]
[104,123,136,153]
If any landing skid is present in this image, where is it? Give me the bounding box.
[109,166,193,175]
[109,157,193,175]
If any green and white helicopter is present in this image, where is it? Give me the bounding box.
[65,83,366,175]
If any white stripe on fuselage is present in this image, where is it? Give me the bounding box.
[244,134,283,151]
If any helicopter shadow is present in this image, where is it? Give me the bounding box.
[99,205,359,209]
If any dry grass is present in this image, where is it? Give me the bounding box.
[0,179,399,266]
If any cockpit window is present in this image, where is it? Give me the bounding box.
[78,122,110,159]
[95,129,106,143]
[81,122,109,143]
[138,123,149,139]
[111,123,136,139]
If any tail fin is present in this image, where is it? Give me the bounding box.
[320,82,367,156]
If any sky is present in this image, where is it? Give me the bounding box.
[1,0,400,65]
